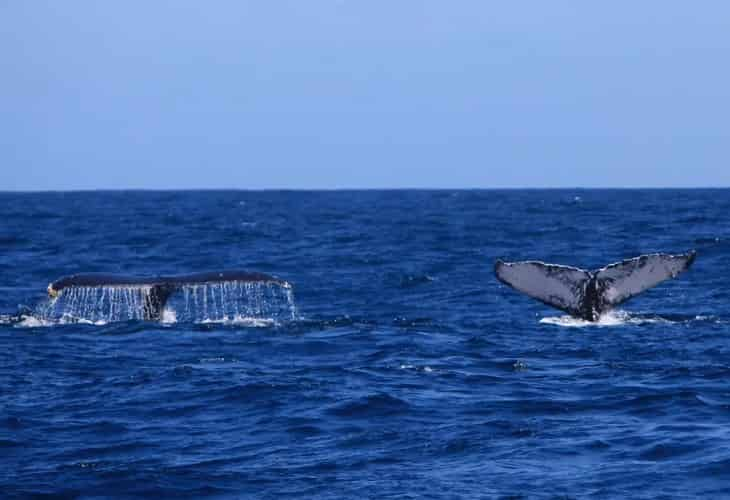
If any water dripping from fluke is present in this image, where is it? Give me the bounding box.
[29,271,298,326]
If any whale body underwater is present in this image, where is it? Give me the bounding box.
[494,251,696,321]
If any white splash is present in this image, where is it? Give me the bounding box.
[15,313,108,328]
[161,308,177,324]
[539,310,673,328]
[16,315,55,328]
[198,316,276,327]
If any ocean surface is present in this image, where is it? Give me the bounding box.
[1,189,729,499]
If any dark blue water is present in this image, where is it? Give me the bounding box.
[1,190,729,499]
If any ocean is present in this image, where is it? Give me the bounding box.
[1,189,729,498]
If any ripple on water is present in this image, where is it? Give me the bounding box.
[327,393,411,419]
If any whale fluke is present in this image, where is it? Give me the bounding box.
[494,261,592,318]
[47,271,290,321]
[495,251,696,321]
[594,252,697,307]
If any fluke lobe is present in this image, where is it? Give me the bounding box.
[495,251,696,321]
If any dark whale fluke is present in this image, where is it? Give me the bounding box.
[47,271,290,321]
[494,251,696,321]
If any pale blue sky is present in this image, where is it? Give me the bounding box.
[2,1,729,190]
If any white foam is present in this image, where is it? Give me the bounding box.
[398,364,436,373]
[15,315,55,328]
[13,311,274,328]
[539,310,672,328]
[161,308,177,324]
[15,313,109,327]
[198,315,276,327]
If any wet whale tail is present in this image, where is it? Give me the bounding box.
[494,251,696,321]
[45,271,291,322]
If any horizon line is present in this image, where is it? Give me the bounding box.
[1,186,729,194]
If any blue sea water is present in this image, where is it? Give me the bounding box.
[1,189,729,499]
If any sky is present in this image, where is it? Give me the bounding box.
[2,1,730,190]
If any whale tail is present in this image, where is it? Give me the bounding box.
[46,271,291,321]
[495,251,696,320]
